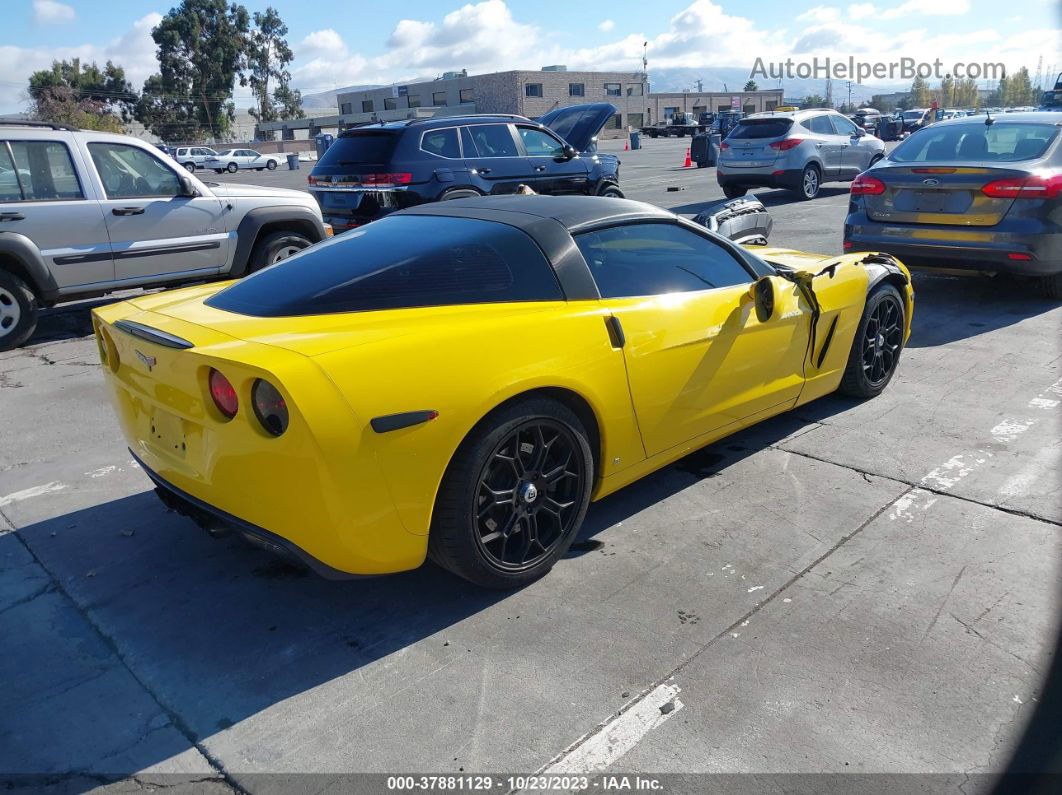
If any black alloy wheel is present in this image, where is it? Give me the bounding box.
[861,292,903,387]
[473,419,585,572]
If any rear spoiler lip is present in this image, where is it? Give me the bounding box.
[113,319,194,350]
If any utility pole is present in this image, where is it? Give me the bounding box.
[696,78,703,93]
[825,76,832,108]
[847,80,852,110]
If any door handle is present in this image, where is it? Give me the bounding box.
[477,168,492,175]
[0,212,24,222]
[533,165,547,172]
[815,143,824,148]
[112,206,146,216]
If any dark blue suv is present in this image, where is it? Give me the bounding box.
[308,103,622,229]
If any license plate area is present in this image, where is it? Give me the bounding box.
[150,408,187,458]
[913,190,947,212]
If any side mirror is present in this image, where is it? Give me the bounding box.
[556,144,577,162]
[854,127,866,137]
[178,175,198,197]
[750,276,775,322]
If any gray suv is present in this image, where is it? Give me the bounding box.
[0,122,330,350]
[172,146,218,172]
[717,109,886,200]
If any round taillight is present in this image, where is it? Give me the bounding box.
[208,368,238,419]
[97,327,120,373]
[252,379,288,436]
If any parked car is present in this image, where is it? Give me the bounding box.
[901,108,930,133]
[205,148,280,173]
[92,194,912,587]
[307,103,622,230]
[0,121,330,350]
[717,109,886,200]
[173,146,219,172]
[853,107,882,133]
[844,112,1062,298]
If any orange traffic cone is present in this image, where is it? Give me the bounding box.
[624,140,629,151]
[683,148,692,168]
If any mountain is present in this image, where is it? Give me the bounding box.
[299,84,381,109]
[646,67,893,105]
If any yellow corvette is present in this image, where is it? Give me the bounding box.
[92,196,913,588]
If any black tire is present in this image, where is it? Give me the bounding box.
[1039,273,1062,300]
[428,397,594,589]
[598,185,624,199]
[214,169,224,174]
[838,284,905,398]
[183,162,196,172]
[226,162,238,173]
[266,159,277,171]
[696,160,709,168]
[722,184,747,199]
[797,163,821,200]
[247,231,313,272]
[255,167,264,171]
[439,188,481,201]
[0,270,39,352]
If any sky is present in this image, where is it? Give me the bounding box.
[1,0,1059,112]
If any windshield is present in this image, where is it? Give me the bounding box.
[903,111,925,120]
[889,122,1059,162]
[317,132,399,167]
[728,119,793,139]
[206,215,563,317]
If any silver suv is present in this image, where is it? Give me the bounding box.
[717,109,886,200]
[172,146,218,172]
[0,121,330,350]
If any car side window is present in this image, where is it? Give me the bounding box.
[88,143,181,199]
[7,141,84,201]
[519,127,564,157]
[830,115,860,136]
[421,128,460,158]
[467,124,518,158]
[806,115,835,135]
[460,127,479,157]
[0,144,22,202]
[574,222,753,299]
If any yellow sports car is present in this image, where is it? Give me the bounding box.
[92,196,913,588]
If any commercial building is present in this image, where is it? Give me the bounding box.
[255,67,783,140]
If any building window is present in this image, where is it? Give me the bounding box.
[525,83,543,97]
[340,103,352,115]
[664,106,680,120]
[743,104,755,115]
[361,100,374,113]
[569,83,584,97]
[627,112,644,129]
[408,95,422,108]
[625,84,643,96]
[432,91,447,106]
[459,88,474,103]
[765,100,777,111]
[282,128,294,141]
[604,83,622,97]
[692,105,706,115]
[383,97,397,110]
[608,113,622,129]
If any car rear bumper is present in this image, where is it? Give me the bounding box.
[718,167,804,191]
[844,211,1062,277]
[309,186,423,228]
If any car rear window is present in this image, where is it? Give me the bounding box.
[728,119,792,139]
[206,215,564,317]
[890,123,1059,162]
[317,132,399,167]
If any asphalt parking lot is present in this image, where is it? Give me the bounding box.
[1,136,1060,791]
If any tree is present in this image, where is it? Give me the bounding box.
[27,58,137,131]
[954,77,980,108]
[247,6,302,131]
[1008,67,1034,106]
[800,95,825,109]
[910,75,931,107]
[869,94,896,112]
[145,0,251,140]
[743,80,758,92]
[136,73,200,142]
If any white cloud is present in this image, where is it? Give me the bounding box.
[797,6,841,23]
[850,4,876,19]
[33,0,75,24]
[0,13,160,113]
[598,19,615,32]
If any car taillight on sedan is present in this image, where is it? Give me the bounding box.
[851,174,886,196]
[981,174,1062,199]
[720,141,730,150]
[252,379,289,436]
[208,368,238,419]
[769,138,804,151]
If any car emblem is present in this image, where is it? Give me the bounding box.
[134,350,156,371]
[922,178,940,186]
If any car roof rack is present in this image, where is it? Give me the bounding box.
[0,119,80,131]
[405,113,531,126]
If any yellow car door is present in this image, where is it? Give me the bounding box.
[575,221,811,458]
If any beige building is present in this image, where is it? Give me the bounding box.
[256,67,784,140]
